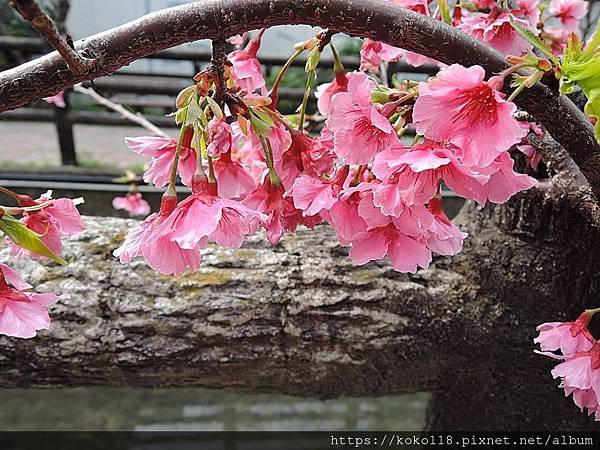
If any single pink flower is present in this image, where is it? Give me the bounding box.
[517,144,542,170]
[349,224,432,273]
[549,0,588,33]
[514,0,541,27]
[0,263,31,290]
[227,34,245,47]
[372,141,489,206]
[243,177,320,245]
[228,30,266,94]
[114,193,202,276]
[125,134,197,188]
[315,72,350,116]
[360,39,403,72]
[43,91,66,108]
[0,269,67,339]
[112,193,151,218]
[563,385,600,419]
[326,188,369,245]
[214,151,257,200]
[328,72,399,165]
[550,343,600,393]
[466,152,538,205]
[413,64,528,168]
[207,118,232,158]
[291,175,338,217]
[535,312,595,356]
[459,11,534,56]
[167,178,265,250]
[425,197,467,256]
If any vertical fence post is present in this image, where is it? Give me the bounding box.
[53,90,77,166]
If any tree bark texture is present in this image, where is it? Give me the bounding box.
[1,193,599,430]
[1,0,598,194]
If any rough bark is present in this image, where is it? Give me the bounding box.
[0,0,598,194]
[0,216,475,397]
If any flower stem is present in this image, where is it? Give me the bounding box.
[330,41,344,74]
[585,307,600,316]
[167,126,189,195]
[0,186,21,202]
[270,48,303,101]
[298,69,316,132]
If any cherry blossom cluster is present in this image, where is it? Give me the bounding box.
[0,190,84,338]
[359,0,588,72]
[535,310,600,421]
[115,22,539,277]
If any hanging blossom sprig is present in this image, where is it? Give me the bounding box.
[0,186,84,338]
[115,21,539,278]
[535,308,600,421]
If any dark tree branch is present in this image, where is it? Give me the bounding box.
[529,133,600,227]
[0,0,598,194]
[9,0,94,75]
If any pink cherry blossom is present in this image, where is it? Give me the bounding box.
[326,188,369,245]
[349,224,432,273]
[517,144,542,170]
[228,30,266,94]
[0,263,31,290]
[535,312,595,356]
[372,141,489,206]
[7,192,84,259]
[563,385,600,419]
[214,151,257,200]
[413,64,528,168]
[514,0,541,27]
[359,39,403,72]
[550,343,600,394]
[328,72,399,165]
[167,180,265,250]
[243,177,320,245]
[112,193,151,217]
[227,34,245,47]
[125,135,197,187]
[207,118,232,157]
[0,269,67,339]
[425,197,467,256]
[291,175,338,217]
[459,12,534,56]
[466,152,538,205]
[549,0,588,33]
[114,193,202,276]
[315,72,349,116]
[43,91,66,108]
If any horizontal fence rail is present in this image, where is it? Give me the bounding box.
[0,35,435,166]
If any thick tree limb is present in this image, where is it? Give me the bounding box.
[0,216,477,395]
[0,0,598,194]
[9,0,94,75]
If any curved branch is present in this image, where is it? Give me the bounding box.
[0,0,598,193]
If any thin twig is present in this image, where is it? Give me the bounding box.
[72,84,170,138]
[210,38,229,105]
[9,0,94,75]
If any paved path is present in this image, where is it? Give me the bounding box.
[0,122,177,171]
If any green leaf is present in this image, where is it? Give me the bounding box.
[205,96,224,119]
[249,108,274,136]
[559,21,600,140]
[185,94,203,127]
[509,18,559,65]
[305,47,321,72]
[0,215,67,265]
[438,0,452,25]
